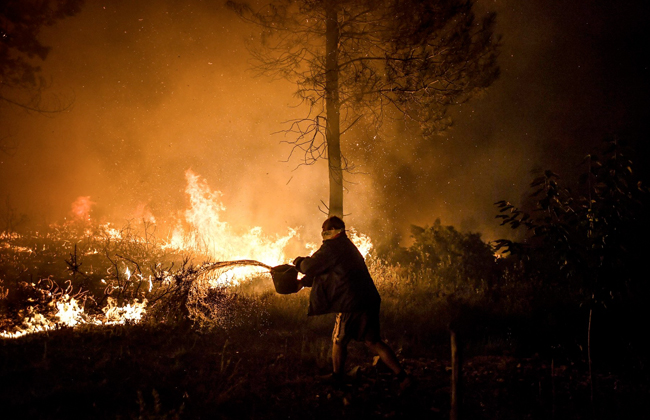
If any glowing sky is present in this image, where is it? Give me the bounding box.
[1,0,648,244]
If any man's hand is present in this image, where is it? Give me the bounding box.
[293,256,305,271]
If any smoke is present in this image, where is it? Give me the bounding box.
[1,0,648,248]
[0,1,321,238]
[345,0,650,243]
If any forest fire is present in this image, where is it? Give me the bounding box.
[0,169,373,338]
[163,169,299,285]
[165,169,372,283]
[2,0,649,417]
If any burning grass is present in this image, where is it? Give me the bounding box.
[0,212,500,348]
[0,216,587,347]
[0,222,286,337]
[0,169,307,337]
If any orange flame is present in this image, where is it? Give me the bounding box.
[0,294,148,339]
[165,170,298,284]
[70,196,95,222]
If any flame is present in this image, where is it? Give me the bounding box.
[348,228,373,258]
[1,241,33,254]
[102,297,147,324]
[71,196,95,221]
[101,223,124,240]
[0,294,147,339]
[164,169,374,283]
[55,295,85,327]
[165,170,297,285]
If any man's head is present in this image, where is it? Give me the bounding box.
[321,216,345,240]
[322,216,345,231]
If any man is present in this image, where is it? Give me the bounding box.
[293,216,411,391]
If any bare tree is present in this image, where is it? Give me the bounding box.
[0,0,83,149]
[228,0,499,218]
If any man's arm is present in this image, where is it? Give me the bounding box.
[294,242,336,277]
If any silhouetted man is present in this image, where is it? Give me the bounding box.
[293,216,411,391]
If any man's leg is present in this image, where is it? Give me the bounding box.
[332,341,347,375]
[364,340,402,375]
[365,340,414,393]
[331,313,348,378]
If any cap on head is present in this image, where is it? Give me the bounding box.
[322,216,345,231]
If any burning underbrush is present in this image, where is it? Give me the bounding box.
[0,169,377,338]
[1,151,648,418]
[0,222,179,337]
[0,168,539,349]
[3,219,645,419]
[0,219,373,338]
[0,170,298,337]
[1,224,298,335]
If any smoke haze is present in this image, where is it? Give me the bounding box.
[1,0,648,247]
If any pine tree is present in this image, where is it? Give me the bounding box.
[228,0,499,217]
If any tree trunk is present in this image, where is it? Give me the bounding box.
[325,1,343,218]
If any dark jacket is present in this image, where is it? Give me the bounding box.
[296,233,380,316]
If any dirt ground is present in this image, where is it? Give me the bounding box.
[1,325,647,420]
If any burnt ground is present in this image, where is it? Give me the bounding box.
[1,324,648,420]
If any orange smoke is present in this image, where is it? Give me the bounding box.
[70,196,95,222]
[132,202,156,223]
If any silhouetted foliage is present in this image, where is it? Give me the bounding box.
[410,220,497,289]
[379,219,498,294]
[495,139,649,308]
[495,139,650,370]
[0,0,83,116]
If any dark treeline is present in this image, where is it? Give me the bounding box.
[374,138,650,371]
